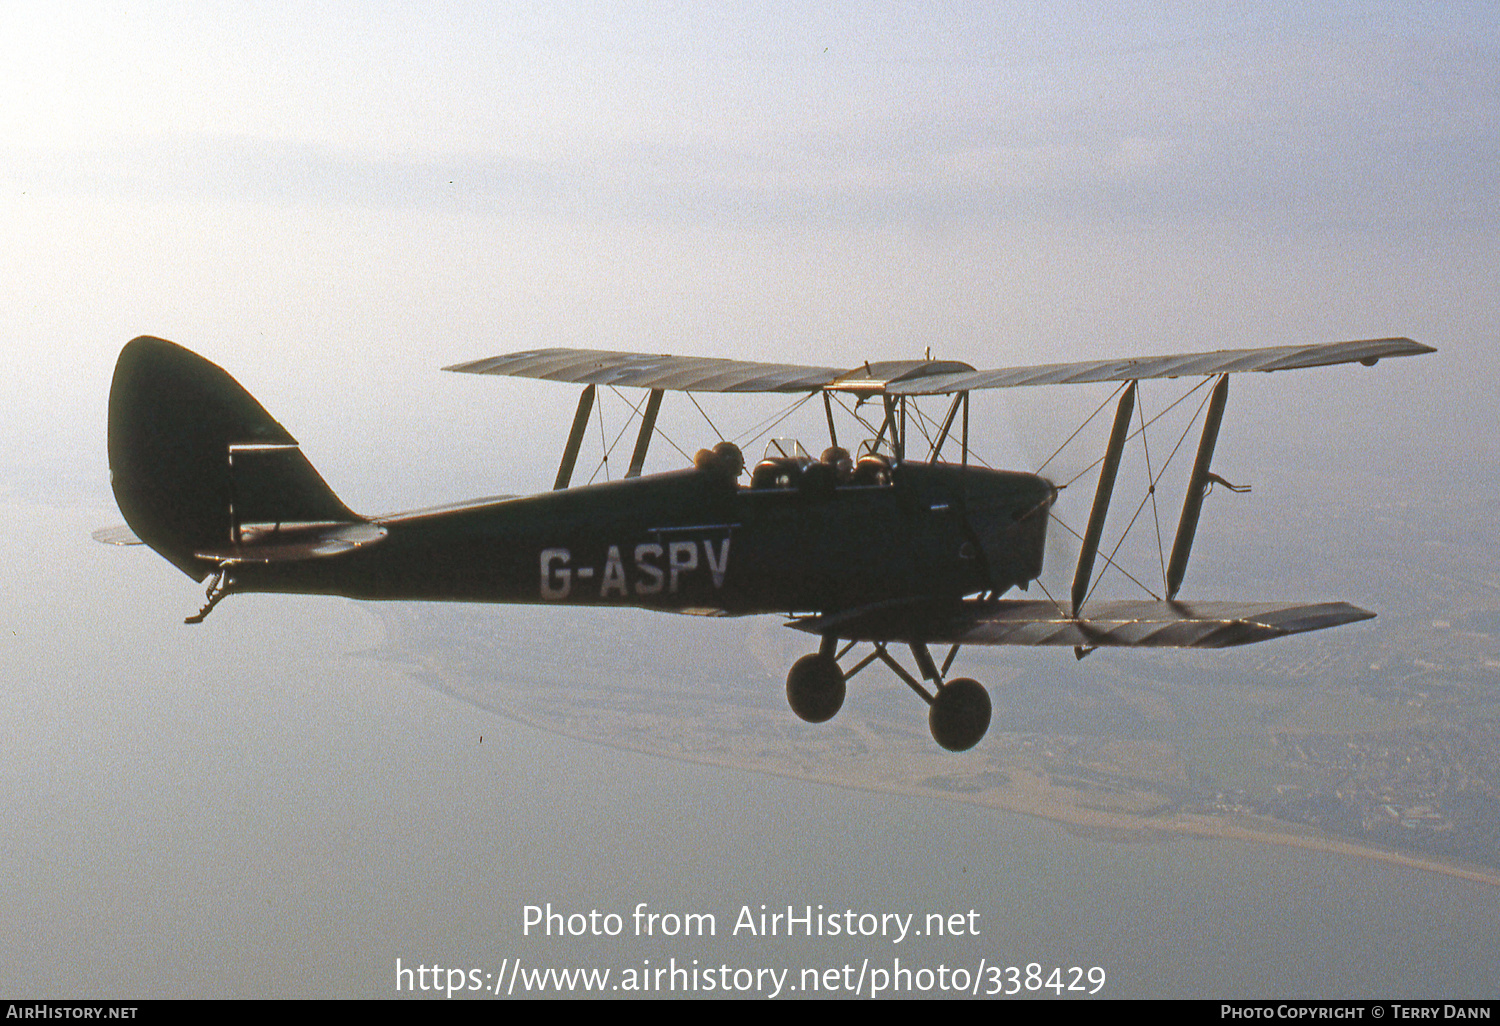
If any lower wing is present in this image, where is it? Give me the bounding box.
[791,598,1373,649]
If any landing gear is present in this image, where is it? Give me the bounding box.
[185,566,234,624]
[928,677,991,752]
[785,639,992,751]
[786,653,845,723]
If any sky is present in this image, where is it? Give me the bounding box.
[2,0,1498,999]
[4,2,1495,510]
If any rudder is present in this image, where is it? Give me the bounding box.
[108,336,359,580]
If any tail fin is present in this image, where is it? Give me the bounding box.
[108,336,359,581]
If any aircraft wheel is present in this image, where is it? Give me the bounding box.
[786,653,845,723]
[928,678,991,752]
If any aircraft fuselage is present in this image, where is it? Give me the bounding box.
[230,462,1054,615]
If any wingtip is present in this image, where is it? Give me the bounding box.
[1382,336,1437,356]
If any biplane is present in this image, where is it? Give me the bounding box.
[102,334,1433,751]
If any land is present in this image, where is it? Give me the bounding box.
[365,479,1500,886]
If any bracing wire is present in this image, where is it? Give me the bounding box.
[1037,383,1128,474]
[731,391,820,450]
[1051,504,1164,604]
[1077,379,1220,606]
[587,387,611,484]
[1058,376,1216,489]
[1135,389,1168,590]
[829,393,888,451]
[587,388,653,483]
[687,392,724,443]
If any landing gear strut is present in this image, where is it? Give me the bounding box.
[784,639,991,751]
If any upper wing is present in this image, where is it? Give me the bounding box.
[791,598,1374,649]
[446,337,1432,395]
[444,348,846,393]
[885,337,1434,394]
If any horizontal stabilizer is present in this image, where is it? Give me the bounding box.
[92,525,143,546]
[791,598,1374,649]
[195,521,387,564]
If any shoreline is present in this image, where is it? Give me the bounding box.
[398,643,1500,892]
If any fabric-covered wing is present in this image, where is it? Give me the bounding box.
[885,337,1434,394]
[446,338,1432,396]
[791,598,1374,649]
[445,348,845,393]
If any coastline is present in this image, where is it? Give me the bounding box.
[384,625,1500,892]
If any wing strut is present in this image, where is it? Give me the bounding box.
[625,388,664,479]
[961,390,969,467]
[554,384,596,490]
[929,392,966,462]
[1165,374,1229,599]
[1072,381,1137,616]
[872,396,896,457]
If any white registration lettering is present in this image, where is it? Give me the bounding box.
[600,545,628,597]
[634,543,664,595]
[703,537,731,588]
[540,547,571,599]
[667,540,698,593]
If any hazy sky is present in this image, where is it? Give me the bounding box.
[3,3,1498,998]
[4,1,1495,511]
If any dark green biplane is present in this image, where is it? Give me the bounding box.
[101,334,1433,750]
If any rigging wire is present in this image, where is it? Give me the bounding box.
[586,388,650,484]
[1050,506,1163,604]
[829,393,888,452]
[731,391,820,450]
[1077,379,1220,607]
[587,386,611,484]
[1135,389,1168,590]
[612,386,696,465]
[909,400,938,451]
[1032,575,1068,618]
[687,391,724,443]
[1057,376,1216,489]
[1036,382,1127,474]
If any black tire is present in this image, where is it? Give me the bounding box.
[786,653,846,723]
[928,677,991,751]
